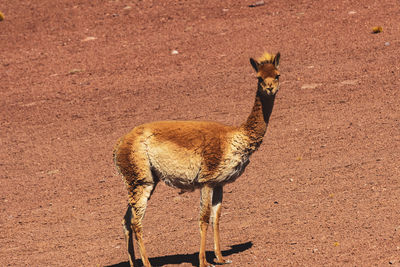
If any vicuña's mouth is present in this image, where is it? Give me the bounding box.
[259,86,276,96]
[264,88,273,95]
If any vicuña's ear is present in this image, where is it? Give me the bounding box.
[250,58,260,72]
[273,52,280,68]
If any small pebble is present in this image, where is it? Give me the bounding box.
[69,69,83,74]
[372,26,383,34]
[385,42,390,46]
[82,36,97,42]
[249,1,265,7]
[301,83,322,89]
[171,49,179,55]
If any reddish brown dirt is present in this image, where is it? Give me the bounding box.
[1,1,400,266]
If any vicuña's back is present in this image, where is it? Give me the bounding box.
[114,52,281,267]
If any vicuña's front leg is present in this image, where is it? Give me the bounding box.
[211,186,231,264]
[199,186,213,267]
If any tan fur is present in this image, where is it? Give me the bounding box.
[258,52,275,63]
[114,52,281,267]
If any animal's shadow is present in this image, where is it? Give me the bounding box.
[106,241,252,267]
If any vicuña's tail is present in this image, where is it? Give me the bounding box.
[113,137,124,175]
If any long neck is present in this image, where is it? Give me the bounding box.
[240,90,276,152]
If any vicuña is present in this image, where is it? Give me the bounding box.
[113,52,281,267]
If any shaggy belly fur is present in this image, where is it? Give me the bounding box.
[148,144,250,191]
[147,142,203,190]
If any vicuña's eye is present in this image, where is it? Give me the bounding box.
[275,74,280,80]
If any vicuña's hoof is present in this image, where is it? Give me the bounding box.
[200,261,215,267]
[215,258,232,265]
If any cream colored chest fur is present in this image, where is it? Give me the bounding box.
[207,132,251,185]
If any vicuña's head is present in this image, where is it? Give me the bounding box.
[250,52,280,96]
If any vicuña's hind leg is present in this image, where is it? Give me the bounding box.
[199,185,213,267]
[122,206,136,267]
[211,186,231,264]
[126,183,154,267]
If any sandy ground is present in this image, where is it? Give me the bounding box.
[1,0,399,266]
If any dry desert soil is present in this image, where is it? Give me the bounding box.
[1,0,399,266]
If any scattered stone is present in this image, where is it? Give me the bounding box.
[389,260,396,265]
[372,26,383,34]
[171,49,179,55]
[69,69,83,75]
[385,42,390,46]
[81,36,97,42]
[339,79,358,86]
[301,83,322,89]
[249,1,265,7]
[0,11,4,21]
[47,169,59,175]
[21,102,37,107]
[222,8,229,12]
[348,11,356,15]
[173,196,183,202]
[123,6,132,10]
